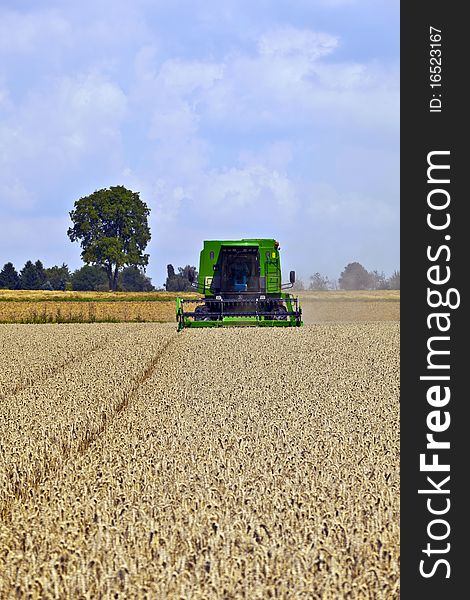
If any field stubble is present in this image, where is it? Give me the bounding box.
[0,322,399,598]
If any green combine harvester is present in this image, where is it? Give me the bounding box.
[176,239,302,331]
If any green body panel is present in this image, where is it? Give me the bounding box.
[176,239,302,330]
[197,238,282,297]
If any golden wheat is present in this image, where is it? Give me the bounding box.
[0,291,399,324]
[298,291,400,323]
[0,290,200,324]
[0,301,177,324]
[0,290,198,302]
[0,323,399,598]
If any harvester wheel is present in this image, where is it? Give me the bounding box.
[194,305,211,321]
[272,304,288,320]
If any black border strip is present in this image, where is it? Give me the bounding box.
[401,3,466,597]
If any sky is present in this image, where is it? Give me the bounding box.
[0,0,399,288]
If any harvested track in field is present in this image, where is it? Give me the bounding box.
[0,324,176,519]
[75,334,176,458]
[0,323,399,599]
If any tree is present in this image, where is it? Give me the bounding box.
[388,270,400,290]
[19,260,41,289]
[309,272,330,291]
[338,262,371,290]
[167,264,175,280]
[179,265,197,285]
[368,269,389,290]
[71,265,109,291]
[34,260,47,288]
[165,264,197,292]
[0,262,20,289]
[68,186,151,291]
[118,266,154,292]
[44,264,71,291]
[329,278,338,290]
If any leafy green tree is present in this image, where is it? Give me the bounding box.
[68,186,151,291]
[338,262,371,290]
[19,260,41,289]
[44,264,71,291]
[0,262,20,289]
[165,264,197,292]
[71,265,109,291]
[309,272,330,291]
[118,266,154,292]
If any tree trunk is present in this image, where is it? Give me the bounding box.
[112,267,119,291]
[106,265,113,291]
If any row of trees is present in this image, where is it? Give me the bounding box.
[163,261,400,292]
[294,263,400,291]
[0,261,154,292]
[1,259,399,293]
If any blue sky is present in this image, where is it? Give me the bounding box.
[0,0,399,287]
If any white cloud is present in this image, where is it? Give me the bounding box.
[0,72,127,209]
[166,28,399,139]
[158,164,299,225]
[306,182,396,227]
[0,85,12,111]
[119,23,397,280]
[134,45,160,82]
[156,59,224,94]
[258,26,338,60]
[239,141,294,171]
[0,9,70,54]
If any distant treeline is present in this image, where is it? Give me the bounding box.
[0,259,399,292]
[0,260,200,293]
[0,261,155,292]
[293,262,400,291]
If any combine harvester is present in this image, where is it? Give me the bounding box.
[176,239,302,331]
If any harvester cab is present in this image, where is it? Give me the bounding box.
[176,239,302,331]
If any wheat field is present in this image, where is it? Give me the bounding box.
[0,321,399,598]
[0,290,399,324]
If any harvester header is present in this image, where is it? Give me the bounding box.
[176,238,302,331]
